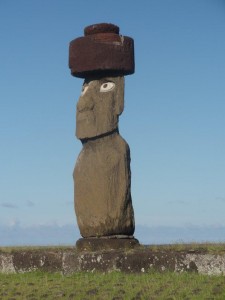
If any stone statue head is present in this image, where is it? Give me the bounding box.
[70,23,134,141]
[76,76,124,140]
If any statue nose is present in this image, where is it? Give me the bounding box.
[77,94,94,112]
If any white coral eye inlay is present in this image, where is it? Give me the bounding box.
[100,82,115,92]
[81,85,88,96]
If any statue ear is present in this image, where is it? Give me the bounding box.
[115,77,124,116]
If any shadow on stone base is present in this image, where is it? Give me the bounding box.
[76,236,139,252]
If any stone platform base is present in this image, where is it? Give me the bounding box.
[76,236,139,252]
[1,246,225,275]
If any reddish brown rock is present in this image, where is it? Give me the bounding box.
[69,23,135,78]
[84,23,119,36]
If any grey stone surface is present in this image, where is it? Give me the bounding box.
[74,131,134,237]
[1,248,225,275]
[76,76,124,140]
[74,76,135,238]
[176,253,225,275]
[76,237,139,252]
[13,251,62,273]
[0,254,15,274]
[61,249,225,275]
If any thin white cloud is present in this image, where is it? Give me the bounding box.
[1,202,18,209]
[0,223,80,246]
[1,223,225,246]
[215,197,225,202]
[26,200,35,207]
[167,200,188,205]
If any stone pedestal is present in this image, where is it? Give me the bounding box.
[76,237,139,252]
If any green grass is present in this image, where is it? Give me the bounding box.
[1,271,225,299]
[0,245,74,253]
[146,242,225,254]
[1,242,225,254]
[1,244,225,299]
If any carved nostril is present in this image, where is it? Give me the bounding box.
[77,96,94,112]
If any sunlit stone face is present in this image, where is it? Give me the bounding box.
[76,76,124,140]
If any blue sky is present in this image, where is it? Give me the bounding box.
[1,0,225,245]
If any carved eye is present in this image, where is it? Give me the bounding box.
[81,85,88,96]
[100,82,115,92]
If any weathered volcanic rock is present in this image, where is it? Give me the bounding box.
[74,131,135,237]
[76,76,124,140]
[69,23,135,78]
[70,24,136,242]
[76,237,139,252]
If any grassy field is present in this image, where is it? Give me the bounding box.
[1,270,225,299]
[1,242,225,254]
[1,244,225,299]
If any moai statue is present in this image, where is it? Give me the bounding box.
[69,23,138,250]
